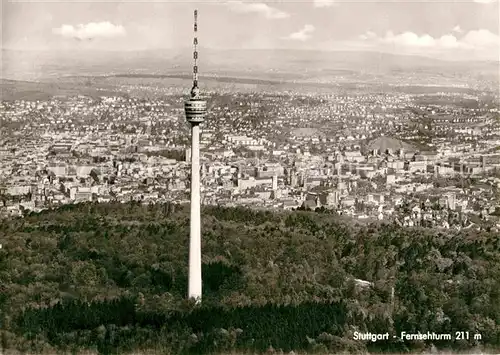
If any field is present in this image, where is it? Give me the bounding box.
[0,79,129,101]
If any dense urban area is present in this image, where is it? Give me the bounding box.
[1,85,500,231]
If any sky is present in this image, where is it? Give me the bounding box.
[2,0,500,61]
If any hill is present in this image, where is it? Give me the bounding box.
[365,136,418,154]
[0,202,499,354]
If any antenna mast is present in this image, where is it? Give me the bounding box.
[191,9,200,98]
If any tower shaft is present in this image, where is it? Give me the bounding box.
[185,9,206,303]
[188,123,202,301]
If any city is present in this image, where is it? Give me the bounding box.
[2,85,500,231]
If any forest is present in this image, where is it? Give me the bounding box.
[0,201,499,354]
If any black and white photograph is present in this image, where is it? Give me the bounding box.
[1,0,499,354]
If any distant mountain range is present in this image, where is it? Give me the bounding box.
[2,48,498,81]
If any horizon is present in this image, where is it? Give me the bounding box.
[2,47,499,64]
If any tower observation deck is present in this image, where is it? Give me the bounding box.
[185,9,207,125]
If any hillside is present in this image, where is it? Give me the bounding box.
[0,202,499,354]
[365,137,418,154]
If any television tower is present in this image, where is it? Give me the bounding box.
[184,9,206,303]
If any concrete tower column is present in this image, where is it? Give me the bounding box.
[188,123,202,301]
